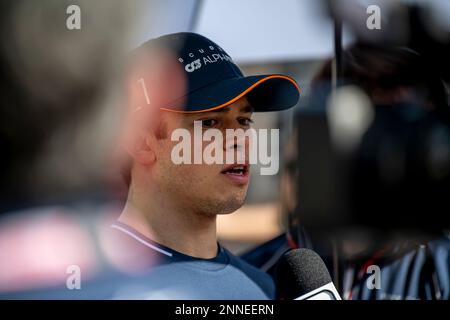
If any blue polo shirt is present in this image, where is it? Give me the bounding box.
[108,221,275,299]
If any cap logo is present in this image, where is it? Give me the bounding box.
[179,44,235,74]
[185,59,202,73]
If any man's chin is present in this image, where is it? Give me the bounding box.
[213,195,247,215]
[190,189,248,215]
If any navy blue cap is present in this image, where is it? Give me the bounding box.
[136,32,300,113]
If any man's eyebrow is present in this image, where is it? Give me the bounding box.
[241,104,254,113]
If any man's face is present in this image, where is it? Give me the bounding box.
[152,96,254,216]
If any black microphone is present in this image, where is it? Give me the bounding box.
[275,248,341,300]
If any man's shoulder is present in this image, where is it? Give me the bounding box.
[224,248,276,299]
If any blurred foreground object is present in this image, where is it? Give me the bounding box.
[0,0,134,206]
[243,2,450,297]
[0,0,174,297]
[298,44,450,235]
[326,0,450,81]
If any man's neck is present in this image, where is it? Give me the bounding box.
[118,185,219,259]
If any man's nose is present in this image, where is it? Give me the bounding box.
[223,131,248,150]
[222,118,250,151]
[224,137,244,151]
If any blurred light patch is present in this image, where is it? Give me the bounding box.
[326,85,375,152]
[0,209,98,292]
[217,203,281,254]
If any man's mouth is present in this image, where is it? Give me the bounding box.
[221,164,249,175]
[220,164,250,185]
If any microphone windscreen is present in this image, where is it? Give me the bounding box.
[275,248,332,299]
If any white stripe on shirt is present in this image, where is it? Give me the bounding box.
[111,223,173,257]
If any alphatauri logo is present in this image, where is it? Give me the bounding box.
[185,59,202,73]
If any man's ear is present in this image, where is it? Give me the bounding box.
[124,129,157,165]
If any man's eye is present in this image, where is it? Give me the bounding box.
[238,117,254,126]
[200,119,219,127]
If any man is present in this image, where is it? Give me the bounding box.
[110,32,300,299]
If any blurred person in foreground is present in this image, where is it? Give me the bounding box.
[242,43,450,300]
[0,0,159,298]
[107,32,300,299]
